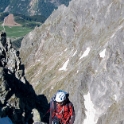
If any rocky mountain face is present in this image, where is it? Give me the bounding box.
[0,0,71,18]
[0,32,49,124]
[19,0,124,124]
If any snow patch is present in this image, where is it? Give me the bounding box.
[110,33,115,39]
[96,0,99,7]
[2,18,6,32]
[29,32,33,40]
[59,59,69,71]
[113,94,117,101]
[105,3,113,18]
[99,49,106,58]
[83,92,97,124]
[35,39,44,57]
[111,25,123,39]
[64,48,67,51]
[79,47,90,60]
[51,86,54,89]
[72,50,77,57]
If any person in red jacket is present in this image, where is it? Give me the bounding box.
[49,90,75,124]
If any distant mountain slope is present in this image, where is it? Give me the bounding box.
[0,0,71,18]
[0,0,10,12]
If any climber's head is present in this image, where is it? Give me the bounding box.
[55,91,66,105]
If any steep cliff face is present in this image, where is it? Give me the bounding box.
[20,0,124,124]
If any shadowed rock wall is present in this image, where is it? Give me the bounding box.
[0,32,49,124]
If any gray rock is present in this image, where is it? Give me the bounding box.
[19,0,124,124]
[32,108,41,123]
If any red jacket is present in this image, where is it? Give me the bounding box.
[49,101,75,124]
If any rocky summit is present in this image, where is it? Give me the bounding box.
[19,0,124,124]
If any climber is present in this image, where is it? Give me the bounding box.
[49,90,75,124]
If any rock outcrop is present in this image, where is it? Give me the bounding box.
[19,0,124,124]
[0,32,49,124]
[3,14,21,27]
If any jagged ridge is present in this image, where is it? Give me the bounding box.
[0,32,49,124]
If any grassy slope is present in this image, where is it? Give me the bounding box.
[0,13,43,39]
[0,24,32,38]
